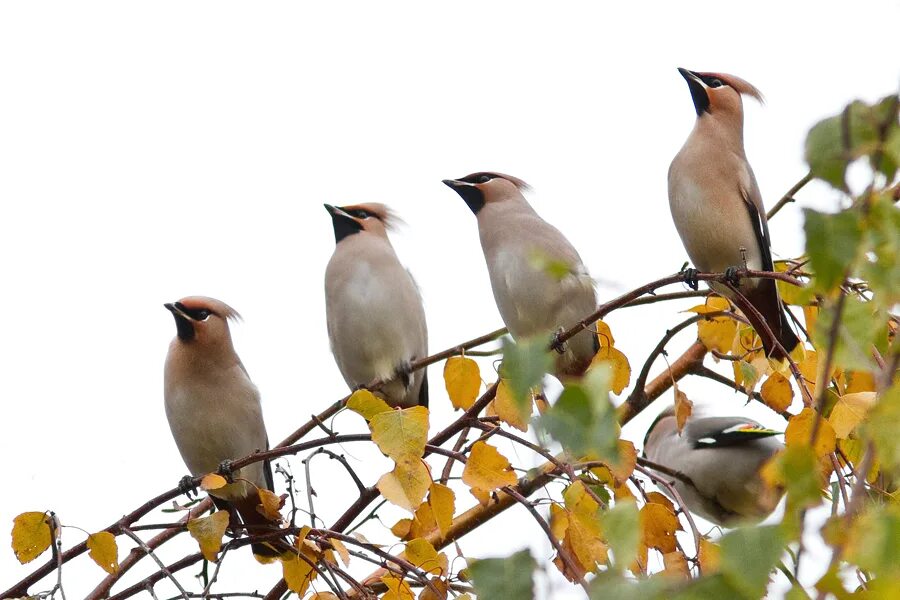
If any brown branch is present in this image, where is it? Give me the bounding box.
[767,171,814,220]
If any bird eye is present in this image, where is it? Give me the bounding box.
[197,309,210,320]
[709,78,724,88]
[478,175,492,184]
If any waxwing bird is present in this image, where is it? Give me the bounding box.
[442,172,598,377]
[643,407,784,525]
[668,68,800,359]
[164,296,284,560]
[324,203,429,407]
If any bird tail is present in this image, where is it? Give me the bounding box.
[741,280,800,360]
[227,495,291,562]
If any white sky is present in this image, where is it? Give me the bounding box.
[2,2,898,598]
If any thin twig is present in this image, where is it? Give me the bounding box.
[120,527,190,600]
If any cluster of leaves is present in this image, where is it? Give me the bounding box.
[6,94,898,599]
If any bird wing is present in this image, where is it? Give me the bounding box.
[739,167,775,272]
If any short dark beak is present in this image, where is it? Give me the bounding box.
[677,67,709,116]
[165,302,196,341]
[323,203,338,216]
[442,178,484,215]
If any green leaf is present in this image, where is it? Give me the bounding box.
[469,549,535,600]
[589,574,669,600]
[600,501,639,573]
[845,504,900,578]
[670,575,744,600]
[538,369,619,460]
[812,295,885,372]
[770,445,822,513]
[501,337,553,414]
[803,208,863,293]
[863,383,900,472]
[805,112,847,189]
[861,193,900,309]
[720,525,785,598]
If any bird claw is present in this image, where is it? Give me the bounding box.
[724,266,741,287]
[179,475,197,497]
[551,327,568,355]
[681,267,699,291]
[217,460,235,482]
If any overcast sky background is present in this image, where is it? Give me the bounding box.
[2,2,898,598]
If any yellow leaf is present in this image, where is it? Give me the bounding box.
[200,473,227,491]
[798,350,818,386]
[761,372,794,413]
[838,439,881,484]
[698,538,721,574]
[645,491,676,514]
[698,316,738,353]
[662,551,690,579]
[470,487,491,506]
[330,537,350,567]
[256,488,283,521]
[405,538,448,576]
[785,408,836,457]
[829,392,877,439]
[639,502,680,553]
[382,573,415,600]
[611,440,638,482]
[187,510,230,562]
[803,305,818,335]
[282,550,317,595]
[674,387,692,433]
[589,346,631,394]
[595,320,615,348]
[443,357,481,411]
[418,577,450,600]
[411,502,437,540]
[391,518,413,540]
[309,594,340,600]
[371,406,429,462]
[687,296,731,314]
[11,512,52,565]
[86,531,119,575]
[377,457,432,512]
[560,482,607,573]
[347,389,392,421]
[429,483,455,540]
[492,379,530,432]
[844,370,876,394]
[550,503,569,540]
[462,442,518,493]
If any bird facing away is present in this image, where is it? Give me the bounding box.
[442,172,599,377]
[324,203,429,407]
[643,407,784,526]
[163,296,283,561]
[668,68,800,359]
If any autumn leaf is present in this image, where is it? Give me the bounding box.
[639,502,680,553]
[645,491,676,514]
[698,316,738,353]
[377,456,432,512]
[86,531,119,575]
[560,482,608,574]
[589,345,631,394]
[843,370,876,393]
[785,408,837,456]
[11,512,52,564]
[698,538,721,574]
[829,391,876,439]
[329,537,350,567]
[405,538,449,576]
[662,551,690,579]
[391,518,413,540]
[429,483,455,540]
[492,379,530,431]
[462,442,518,494]
[761,372,794,413]
[443,356,481,411]
[370,405,429,462]
[200,473,227,491]
[610,440,638,482]
[282,550,318,595]
[419,577,450,600]
[381,573,415,600]
[256,488,283,521]
[187,510,230,562]
[470,487,492,507]
[347,389,392,421]
[674,386,692,433]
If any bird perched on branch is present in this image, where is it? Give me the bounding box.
[643,406,784,525]
[324,203,429,408]
[668,68,800,359]
[163,296,284,561]
[442,172,598,377]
